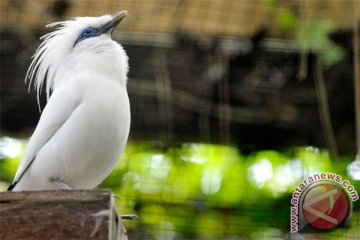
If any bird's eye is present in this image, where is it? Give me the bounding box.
[74,27,98,46]
[82,27,96,37]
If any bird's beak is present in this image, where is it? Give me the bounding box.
[100,10,127,35]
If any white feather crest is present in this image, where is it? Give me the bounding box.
[26,22,66,108]
[25,17,92,109]
[25,14,118,110]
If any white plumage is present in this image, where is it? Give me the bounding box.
[9,11,130,191]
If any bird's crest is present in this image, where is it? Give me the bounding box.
[25,15,115,110]
[26,21,71,109]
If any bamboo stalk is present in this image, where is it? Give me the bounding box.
[314,56,338,156]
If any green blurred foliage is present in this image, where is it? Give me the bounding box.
[1,139,359,239]
[277,8,297,31]
[295,20,345,67]
[265,0,345,67]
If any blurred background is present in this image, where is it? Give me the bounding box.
[1,0,360,239]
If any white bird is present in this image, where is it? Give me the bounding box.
[8,10,130,191]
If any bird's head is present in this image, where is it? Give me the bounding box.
[26,11,128,106]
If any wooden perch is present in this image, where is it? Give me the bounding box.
[0,189,127,240]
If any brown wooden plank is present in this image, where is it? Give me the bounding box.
[0,190,127,240]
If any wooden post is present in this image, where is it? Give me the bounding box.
[0,190,128,240]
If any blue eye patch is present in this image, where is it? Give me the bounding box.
[74,27,99,46]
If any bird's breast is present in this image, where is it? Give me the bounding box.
[49,81,130,188]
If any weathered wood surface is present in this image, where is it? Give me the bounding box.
[0,190,127,240]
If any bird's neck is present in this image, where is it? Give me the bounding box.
[53,48,128,89]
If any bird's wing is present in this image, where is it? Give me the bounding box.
[10,87,80,188]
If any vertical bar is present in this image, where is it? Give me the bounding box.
[354,0,360,155]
